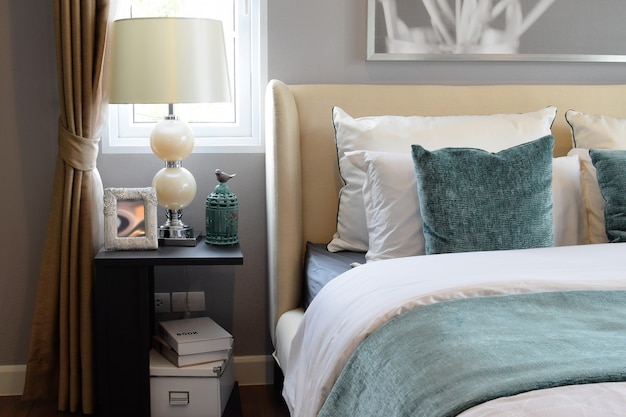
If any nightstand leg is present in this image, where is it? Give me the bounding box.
[94,265,153,417]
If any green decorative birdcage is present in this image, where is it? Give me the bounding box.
[205,182,239,245]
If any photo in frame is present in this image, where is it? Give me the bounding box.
[367,0,626,62]
[104,187,158,250]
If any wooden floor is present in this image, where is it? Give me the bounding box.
[0,384,290,417]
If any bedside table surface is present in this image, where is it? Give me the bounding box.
[95,242,243,266]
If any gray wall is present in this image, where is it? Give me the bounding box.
[3,0,626,367]
[268,0,626,85]
[1,0,58,366]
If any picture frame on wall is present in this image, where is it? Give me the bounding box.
[367,0,626,62]
[104,187,158,250]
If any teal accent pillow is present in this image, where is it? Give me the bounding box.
[589,149,626,243]
[411,135,554,255]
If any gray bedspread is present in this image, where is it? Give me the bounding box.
[318,290,626,417]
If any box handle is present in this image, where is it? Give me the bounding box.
[169,391,190,406]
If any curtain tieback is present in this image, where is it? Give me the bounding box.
[58,120,100,171]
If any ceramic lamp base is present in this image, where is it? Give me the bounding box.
[157,209,199,246]
[158,232,202,247]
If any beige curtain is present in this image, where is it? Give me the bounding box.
[22,0,111,413]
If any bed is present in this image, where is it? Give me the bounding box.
[265,80,626,417]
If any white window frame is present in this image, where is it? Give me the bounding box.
[103,0,267,154]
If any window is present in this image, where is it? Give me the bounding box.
[104,0,266,153]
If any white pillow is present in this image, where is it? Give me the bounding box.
[565,110,626,244]
[566,110,626,149]
[328,106,558,253]
[345,151,424,262]
[346,150,585,262]
[551,154,586,247]
[567,148,608,244]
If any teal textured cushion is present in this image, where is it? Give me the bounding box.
[589,149,626,243]
[411,135,554,255]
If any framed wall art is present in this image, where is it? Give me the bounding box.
[367,0,626,62]
[104,187,158,250]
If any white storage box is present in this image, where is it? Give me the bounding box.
[149,349,234,417]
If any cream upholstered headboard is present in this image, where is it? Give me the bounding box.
[265,79,626,357]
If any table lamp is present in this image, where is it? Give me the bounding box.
[108,17,231,245]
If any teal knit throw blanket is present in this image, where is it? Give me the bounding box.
[318,290,626,417]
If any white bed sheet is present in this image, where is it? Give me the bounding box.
[283,243,626,417]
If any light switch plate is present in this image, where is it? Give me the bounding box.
[172,292,205,312]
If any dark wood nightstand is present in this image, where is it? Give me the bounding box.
[93,243,243,417]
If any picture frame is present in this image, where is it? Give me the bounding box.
[104,187,158,250]
[367,0,626,62]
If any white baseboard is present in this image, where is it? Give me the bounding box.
[0,365,26,396]
[233,355,275,386]
[0,356,275,396]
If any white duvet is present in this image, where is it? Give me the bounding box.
[283,243,626,417]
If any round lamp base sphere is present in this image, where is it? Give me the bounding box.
[152,167,197,210]
[150,119,195,161]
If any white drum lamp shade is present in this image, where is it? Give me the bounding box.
[109,17,230,105]
[108,17,231,244]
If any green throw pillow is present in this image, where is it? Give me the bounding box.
[411,135,554,255]
[589,149,626,243]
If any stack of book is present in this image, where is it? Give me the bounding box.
[153,316,233,367]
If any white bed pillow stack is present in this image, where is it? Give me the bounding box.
[329,106,558,254]
[566,110,626,244]
[347,150,584,262]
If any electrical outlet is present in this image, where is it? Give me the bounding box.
[172,291,205,312]
[154,293,171,313]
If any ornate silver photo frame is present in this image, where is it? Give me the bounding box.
[104,187,158,250]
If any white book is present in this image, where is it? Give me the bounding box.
[152,335,232,367]
[159,317,233,356]
[149,349,229,377]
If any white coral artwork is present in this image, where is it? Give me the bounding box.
[379,0,557,54]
